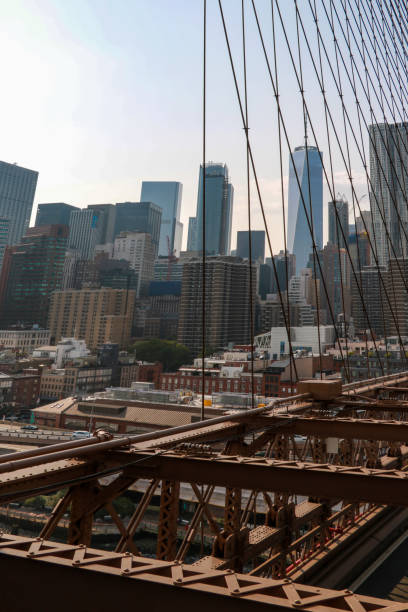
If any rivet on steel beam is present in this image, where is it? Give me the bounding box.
[122,569,130,575]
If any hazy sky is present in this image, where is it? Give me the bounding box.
[0,1,385,251]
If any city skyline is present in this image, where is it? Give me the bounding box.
[0,1,371,254]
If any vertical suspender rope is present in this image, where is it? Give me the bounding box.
[201,0,206,421]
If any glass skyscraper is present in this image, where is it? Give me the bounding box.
[187,217,197,252]
[0,218,9,271]
[113,202,162,256]
[0,225,68,328]
[0,161,38,246]
[35,203,79,228]
[140,182,183,257]
[194,163,233,256]
[369,122,408,265]
[287,145,323,273]
[68,208,105,260]
[236,230,265,263]
[328,197,349,249]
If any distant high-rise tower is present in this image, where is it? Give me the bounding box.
[68,208,106,260]
[194,163,234,256]
[178,256,255,355]
[87,204,116,244]
[0,161,38,246]
[113,231,155,297]
[0,219,10,271]
[287,145,323,273]
[0,225,67,328]
[369,122,408,265]
[140,182,183,257]
[114,202,162,256]
[187,217,197,252]
[35,203,80,228]
[236,230,265,263]
[328,197,349,249]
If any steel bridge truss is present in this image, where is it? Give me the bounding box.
[2,375,408,610]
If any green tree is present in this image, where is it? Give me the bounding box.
[24,496,46,510]
[129,339,191,372]
[112,496,135,517]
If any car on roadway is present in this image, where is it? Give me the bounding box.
[71,430,91,440]
[21,425,38,431]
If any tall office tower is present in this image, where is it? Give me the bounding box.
[258,264,272,300]
[287,145,323,273]
[140,182,183,257]
[268,251,296,294]
[351,266,386,337]
[0,225,67,328]
[369,122,408,265]
[113,231,155,297]
[68,208,105,260]
[87,204,116,244]
[178,256,255,356]
[355,210,372,235]
[386,258,408,337]
[187,217,197,252]
[0,161,38,245]
[348,232,371,270]
[35,203,79,228]
[194,163,234,255]
[319,243,350,321]
[61,249,81,289]
[328,197,349,249]
[0,218,10,271]
[236,230,265,263]
[114,202,162,256]
[48,287,135,350]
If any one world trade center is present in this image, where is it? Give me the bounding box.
[287,145,323,274]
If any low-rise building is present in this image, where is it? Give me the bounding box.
[10,373,41,408]
[33,393,225,434]
[40,366,113,400]
[0,329,51,352]
[119,361,162,388]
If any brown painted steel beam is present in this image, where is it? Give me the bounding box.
[251,414,408,442]
[0,534,404,612]
[335,399,408,411]
[0,458,104,504]
[121,450,408,506]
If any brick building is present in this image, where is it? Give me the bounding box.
[10,373,40,408]
[48,287,135,349]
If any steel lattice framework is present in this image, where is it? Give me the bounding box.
[1,375,408,609]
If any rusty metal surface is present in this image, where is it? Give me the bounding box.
[3,372,408,608]
[251,414,408,442]
[119,450,408,506]
[0,534,405,612]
